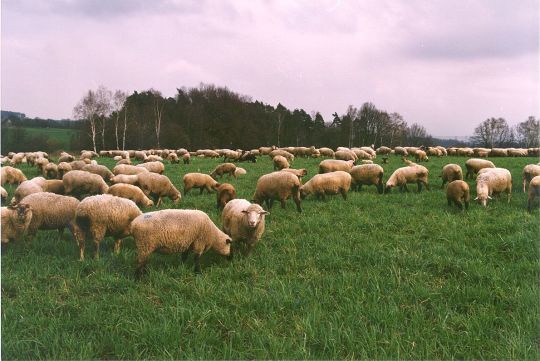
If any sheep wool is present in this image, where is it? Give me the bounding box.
[475,168,512,207]
[11,177,47,204]
[107,183,154,208]
[446,180,470,210]
[82,164,114,181]
[210,163,237,179]
[137,161,165,174]
[385,165,430,193]
[522,164,540,192]
[183,173,219,195]
[527,176,540,212]
[62,170,109,198]
[131,209,232,275]
[113,164,149,176]
[318,159,355,174]
[253,171,302,212]
[273,155,290,170]
[465,158,495,179]
[222,199,268,254]
[350,164,384,193]
[137,172,181,207]
[111,174,139,185]
[1,203,32,244]
[300,171,352,200]
[440,164,463,188]
[1,166,27,186]
[216,183,237,209]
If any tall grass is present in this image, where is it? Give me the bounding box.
[2,155,539,359]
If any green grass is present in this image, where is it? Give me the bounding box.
[2,155,539,359]
[2,127,78,152]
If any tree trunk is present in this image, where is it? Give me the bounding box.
[115,112,120,150]
[90,117,97,153]
[122,107,128,151]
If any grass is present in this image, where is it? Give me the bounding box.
[2,154,539,359]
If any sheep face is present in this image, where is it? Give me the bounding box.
[242,206,269,229]
[13,203,32,225]
[475,183,491,207]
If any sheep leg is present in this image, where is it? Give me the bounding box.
[114,239,122,254]
[268,199,274,209]
[456,201,463,210]
[193,253,202,274]
[156,197,162,207]
[425,182,430,191]
[417,181,422,192]
[447,198,452,206]
[464,198,469,210]
[441,180,446,189]
[199,187,204,195]
[93,240,101,260]
[340,188,347,200]
[181,250,190,262]
[184,186,191,195]
[135,254,149,279]
[280,199,287,208]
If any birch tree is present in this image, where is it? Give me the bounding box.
[112,90,128,150]
[73,86,112,152]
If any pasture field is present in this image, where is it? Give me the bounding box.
[1,155,539,359]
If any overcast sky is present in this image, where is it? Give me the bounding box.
[1,0,538,136]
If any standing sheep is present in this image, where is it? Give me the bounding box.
[43,163,59,179]
[111,174,140,185]
[11,177,48,204]
[57,162,73,178]
[107,183,154,208]
[522,164,540,192]
[527,175,540,212]
[183,153,191,164]
[74,194,142,260]
[1,166,27,186]
[137,172,181,207]
[440,164,463,188]
[222,199,268,255]
[465,158,495,179]
[273,155,289,170]
[385,165,430,193]
[131,209,232,275]
[281,168,308,179]
[475,168,512,207]
[216,183,237,209]
[82,164,115,182]
[252,171,302,212]
[113,164,149,176]
[63,170,109,198]
[446,180,470,210]
[19,192,80,240]
[318,159,355,174]
[1,203,32,244]
[183,173,220,195]
[300,171,352,200]
[350,164,384,193]
[210,163,237,179]
[137,161,165,174]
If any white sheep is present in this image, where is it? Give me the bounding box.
[1,203,32,244]
[440,164,463,188]
[318,159,355,174]
[183,173,220,195]
[475,168,512,207]
[137,172,181,206]
[522,164,540,192]
[273,155,290,170]
[82,164,114,181]
[107,183,154,208]
[1,166,27,186]
[131,209,232,275]
[111,174,139,185]
[11,177,48,204]
[465,158,495,179]
[300,171,352,200]
[222,199,268,255]
[527,175,540,212]
[62,170,109,198]
[349,164,384,193]
[113,164,149,176]
[252,171,302,212]
[385,165,430,193]
[137,161,165,174]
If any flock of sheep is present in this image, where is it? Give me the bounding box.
[1,144,539,275]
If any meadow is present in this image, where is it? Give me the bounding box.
[1,154,539,359]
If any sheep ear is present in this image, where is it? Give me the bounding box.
[260,211,270,215]
[225,238,232,244]
[474,196,478,200]
[487,195,492,200]
[241,210,248,213]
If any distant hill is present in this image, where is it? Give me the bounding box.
[1,110,26,121]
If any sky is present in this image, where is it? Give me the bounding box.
[1,0,538,137]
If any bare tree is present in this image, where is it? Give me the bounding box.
[407,123,431,146]
[150,89,165,148]
[346,105,358,148]
[73,86,111,153]
[96,86,112,150]
[472,117,511,148]
[111,90,128,150]
[515,116,539,148]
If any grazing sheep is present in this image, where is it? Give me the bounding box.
[527,176,540,212]
[10,153,25,166]
[300,171,352,200]
[11,177,47,204]
[216,183,237,209]
[82,164,114,181]
[182,153,191,164]
[446,180,470,210]
[167,153,180,164]
[137,161,165,174]
[393,147,408,157]
[107,183,154,208]
[318,159,355,174]
[19,192,80,240]
[183,173,220,195]
[350,164,384,193]
[210,163,237,179]
[273,155,289,170]
[111,174,139,185]
[252,171,302,212]
[234,167,247,177]
[281,168,308,179]
[1,186,7,203]
[522,164,540,192]
[465,158,496,179]
[376,146,392,155]
[35,158,50,173]
[58,152,75,163]
[137,172,181,207]
[1,203,32,244]
[351,148,372,160]
[269,149,294,161]
[43,179,65,195]
[222,199,268,255]
[113,164,149,176]
[116,158,131,165]
[475,168,512,207]
[238,151,257,163]
[144,155,163,162]
[414,150,429,162]
[69,159,91,170]
[131,209,232,275]
[134,151,147,161]
[1,166,27,186]
[385,165,430,193]
[43,162,59,179]
[62,170,109,198]
[318,147,335,158]
[334,150,357,162]
[80,150,98,160]
[74,194,142,260]
[440,164,463,188]
[57,162,73,178]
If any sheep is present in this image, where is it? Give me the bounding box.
[137,161,165,174]
[252,171,302,212]
[58,152,75,163]
[259,146,276,155]
[300,171,352,200]
[69,159,91,170]
[107,183,154,208]
[134,151,147,161]
[238,151,257,163]
[131,209,232,275]
[216,183,237,209]
[465,158,496,179]
[273,155,289,170]
[176,148,189,156]
[234,167,247,177]
[19,192,80,240]
[81,164,114,182]
[11,177,47,204]
[1,203,32,244]
[351,148,372,160]
[10,153,25,166]
[527,176,540,212]
[42,162,58,179]
[376,146,392,155]
[43,179,65,195]
[137,172,181,207]
[167,153,180,164]
[144,155,163,162]
[210,163,237,179]
[1,166,27,186]
[113,164,149,176]
[279,168,307,180]
[457,148,474,157]
[62,170,109,198]
[475,168,512,207]
[269,149,294,161]
[490,148,508,157]
[73,194,142,260]
[440,164,463,188]
[393,147,408,157]
[182,153,191,164]
[1,186,7,203]
[385,165,430,193]
[350,164,384,193]
[116,158,131,165]
[57,162,73,178]
[522,164,540,192]
[334,150,357,162]
[318,159,355,174]
[222,199,268,255]
[111,174,139,185]
[183,173,220,195]
[35,158,50,173]
[318,147,335,158]
[446,180,470,210]
[414,150,429,162]
[80,150,98,160]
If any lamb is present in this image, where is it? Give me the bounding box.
[216,183,237,209]
[222,199,268,255]
[57,162,73,178]
[440,164,463,188]
[465,159,496,179]
[527,176,540,212]
[475,168,512,207]
[252,171,302,212]
[183,173,220,195]
[73,194,142,260]
[43,162,59,179]
[273,155,289,170]
[113,164,150,175]
[1,166,27,186]
[19,192,80,240]
[522,164,540,192]
[111,174,139,185]
[281,168,308,179]
[210,163,237,179]
[318,159,355,174]
[131,209,232,275]
[137,172,181,206]
[82,164,115,181]
[1,203,32,244]
[385,165,430,193]
[11,177,48,204]
[62,170,109,198]
[446,180,470,210]
[107,183,154,208]
[1,186,7,203]
[300,171,352,200]
[349,164,384,193]
[182,153,191,164]
[137,161,165,174]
